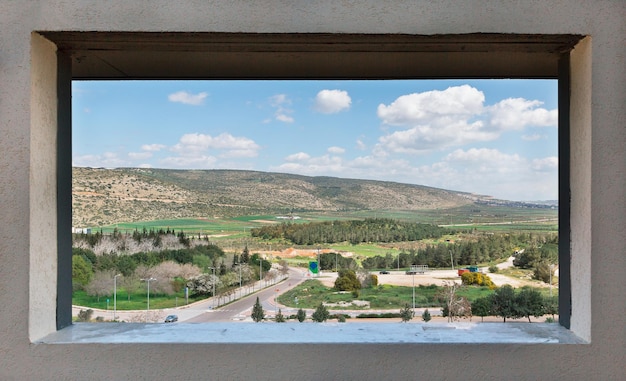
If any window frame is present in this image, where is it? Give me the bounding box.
[35,32,583,340]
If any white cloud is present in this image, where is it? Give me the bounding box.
[488,98,557,130]
[128,152,153,160]
[285,152,311,161]
[422,148,559,200]
[356,139,367,151]
[171,133,260,158]
[276,114,294,123]
[72,152,129,168]
[377,85,485,126]
[376,119,494,155]
[314,89,351,114]
[375,85,558,156]
[269,94,294,123]
[273,145,557,200]
[141,144,166,152]
[160,155,218,168]
[327,146,345,154]
[168,91,208,105]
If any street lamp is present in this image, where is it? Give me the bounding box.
[208,266,216,308]
[141,277,156,322]
[113,273,121,321]
[412,271,416,313]
[234,263,242,298]
[549,264,556,297]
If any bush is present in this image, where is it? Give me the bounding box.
[77,309,94,322]
[337,314,346,323]
[296,308,306,322]
[461,272,496,289]
[334,269,361,292]
[421,309,432,322]
[400,304,414,322]
[312,303,330,322]
[275,308,286,323]
[488,265,499,273]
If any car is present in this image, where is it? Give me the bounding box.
[379,271,390,274]
[164,314,178,323]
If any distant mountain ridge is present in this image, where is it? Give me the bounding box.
[72,167,476,227]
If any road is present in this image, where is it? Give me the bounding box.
[185,267,307,322]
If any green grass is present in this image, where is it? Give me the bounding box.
[328,243,402,258]
[278,279,495,310]
[72,289,206,310]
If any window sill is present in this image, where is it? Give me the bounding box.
[38,321,585,344]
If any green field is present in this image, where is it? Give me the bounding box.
[72,289,207,311]
[278,279,496,310]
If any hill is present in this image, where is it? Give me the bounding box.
[72,167,475,227]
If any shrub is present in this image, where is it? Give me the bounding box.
[461,272,495,289]
[400,304,414,322]
[296,308,306,322]
[275,309,286,323]
[421,309,432,322]
[488,265,499,273]
[312,303,330,322]
[77,309,94,322]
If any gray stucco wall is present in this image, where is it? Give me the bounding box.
[1,1,624,379]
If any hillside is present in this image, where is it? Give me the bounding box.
[72,167,474,227]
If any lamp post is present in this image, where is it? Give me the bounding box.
[141,277,156,322]
[412,271,416,312]
[234,263,242,298]
[208,267,216,309]
[113,273,121,321]
[549,264,556,297]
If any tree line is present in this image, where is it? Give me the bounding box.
[361,233,556,269]
[250,218,449,245]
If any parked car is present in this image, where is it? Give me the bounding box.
[164,315,178,323]
[379,271,390,274]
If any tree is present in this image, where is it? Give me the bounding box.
[296,308,306,322]
[312,303,330,322]
[437,281,470,322]
[400,304,414,322]
[241,245,250,264]
[186,273,221,296]
[275,308,286,322]
[543,296,558,319]
[334,269,361,292]
[533,260,553,283]
[85,270,115,302]
[492,284,517,322]
[421,309,431,323]
[251,296,264,322]
[515,286,545,322]
[471,296,493,322]
[72,255,93,290]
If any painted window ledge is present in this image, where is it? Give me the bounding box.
[40,322,584,344]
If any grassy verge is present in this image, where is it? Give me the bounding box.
[72,289,206,310]
[278,279,495,310]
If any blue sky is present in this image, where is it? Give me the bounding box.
[72,79,558,201]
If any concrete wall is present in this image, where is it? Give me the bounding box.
[1,1,624,379]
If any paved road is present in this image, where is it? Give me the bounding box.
[185,267,307,322]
